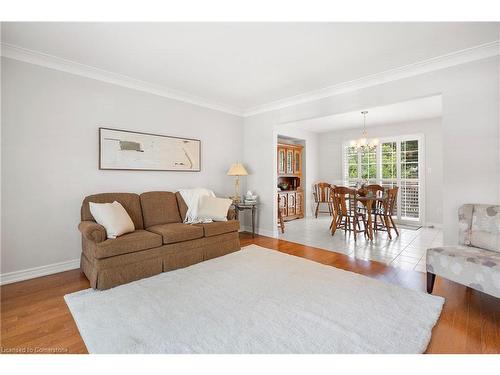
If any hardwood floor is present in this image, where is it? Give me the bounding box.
[1,233,499,354]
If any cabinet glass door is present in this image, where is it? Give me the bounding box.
[286,150,294,174]
[278,148,286,174]
[294,149,301,175]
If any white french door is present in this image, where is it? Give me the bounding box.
[343,134,424,225]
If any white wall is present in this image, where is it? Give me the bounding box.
[1,58,244,276]
[1,54,499,278]
[243,56,499,244]
[316,117,443,225]
[241,126,319,234]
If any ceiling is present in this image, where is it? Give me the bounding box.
[1,22,498,113]
[282,95,442,133]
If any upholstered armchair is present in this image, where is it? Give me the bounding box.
[426,204,500,298]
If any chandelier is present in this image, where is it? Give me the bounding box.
[350,111,379,151]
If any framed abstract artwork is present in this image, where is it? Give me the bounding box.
[99,127,201,171]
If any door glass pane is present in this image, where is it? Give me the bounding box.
[348,165,358,179]
[402,163,419,178]
[401,140,418,162]
[360,148,376,180]
[400,139,419,221]
[346,146,358,183]
[400,180,419,220]
[381,142,397,179]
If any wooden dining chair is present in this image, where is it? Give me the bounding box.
[373,187,399,239]
[359,184,385,214]
[330,186,366,242]
[313,182,334,218]
[364,184,384,196]
[277,195,286,234]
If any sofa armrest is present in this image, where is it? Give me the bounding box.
[78,221,107,243]
[227,208,236,220]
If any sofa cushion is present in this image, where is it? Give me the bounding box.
[470,204,500,252]
[140,191,182,227]
[147,223,204,244]
[196,220,240,237]
[82,193,144,230]
[94,229,162,259]
[426,246,500,298]
[175,192,189,222]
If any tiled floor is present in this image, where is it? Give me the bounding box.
[277,215,443,272]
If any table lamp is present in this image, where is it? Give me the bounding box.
[227,162,248,203]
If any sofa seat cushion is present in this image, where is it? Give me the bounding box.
[147,223,204,244]
[426,246,500,298]
[196,220,239,237]
[95,230,162,259]
[140,191,182,228]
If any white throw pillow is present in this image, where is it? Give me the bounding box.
[197,196,233,222]
[89,201,135,239]
[179,188,216,223]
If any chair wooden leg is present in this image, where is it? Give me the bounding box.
[427,272,436,294]
[279,214,285,234]
[353,217,357,242]
[361,215,368,237]
[315,203,319,218]
[330,212,337,234]
[334,214,343,235]
[383,214,392,239]
[373,213,378,232]
[389,216,399,236]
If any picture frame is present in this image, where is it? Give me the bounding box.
[99,127,201,171]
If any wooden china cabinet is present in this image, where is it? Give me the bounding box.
[277,143,304,221]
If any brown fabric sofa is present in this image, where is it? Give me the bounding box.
[78,191,240,290]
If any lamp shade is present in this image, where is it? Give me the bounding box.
[227,163,248,176]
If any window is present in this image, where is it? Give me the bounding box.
[343,135,423,223]
[345,146,377,186]
[346,146,358,183]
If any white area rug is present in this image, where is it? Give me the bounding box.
[65,245,444,353]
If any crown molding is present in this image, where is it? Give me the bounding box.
[243,40,500,117]
[0,43,244,116]
[2,41,498,118]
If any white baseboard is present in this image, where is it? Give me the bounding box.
[0,258,80,286]
[425,222,443,229]
[240,226,276,238]
[1,225,288,286]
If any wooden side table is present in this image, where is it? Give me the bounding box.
[233,203,258,238]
